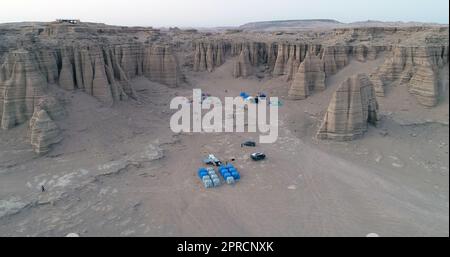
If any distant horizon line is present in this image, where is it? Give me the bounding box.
[0,18,448,28]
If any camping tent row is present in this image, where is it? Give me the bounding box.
[198,164,240,188]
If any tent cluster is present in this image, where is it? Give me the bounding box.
[239,91,268,104]
[198,161,241,188]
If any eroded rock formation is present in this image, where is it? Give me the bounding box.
[193,41,227,72]
[370,45,449,106]
[0,21,448,150]
[230,42,274,76]
[26,95,64,154]
[353,45,380,62]
[288,50,325,99]
[233,46,253,78]
[0,42,183,129]
[58,50,75,91]
[35,96,65,121]
[317,73,379,141]
[143,45,182,87]
[28,108,62,154]
[56,44,181,102]
[272,44,309,78]
[191,39,390,89]
[0,50,47,129]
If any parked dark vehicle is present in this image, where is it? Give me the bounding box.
[241,141,256,147]
[251,152,266,161]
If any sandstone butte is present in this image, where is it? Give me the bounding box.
[317,73,379,141]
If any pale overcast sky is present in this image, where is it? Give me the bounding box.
[0,0,448,27]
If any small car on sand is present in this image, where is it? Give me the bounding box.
[241,141,256,147]
[250,152,266,161]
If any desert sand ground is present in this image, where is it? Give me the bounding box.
[0,56,448,236]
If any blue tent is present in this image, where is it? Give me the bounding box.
[240,92,250,99]
[198,168,208,178]
[226,163,235,169]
